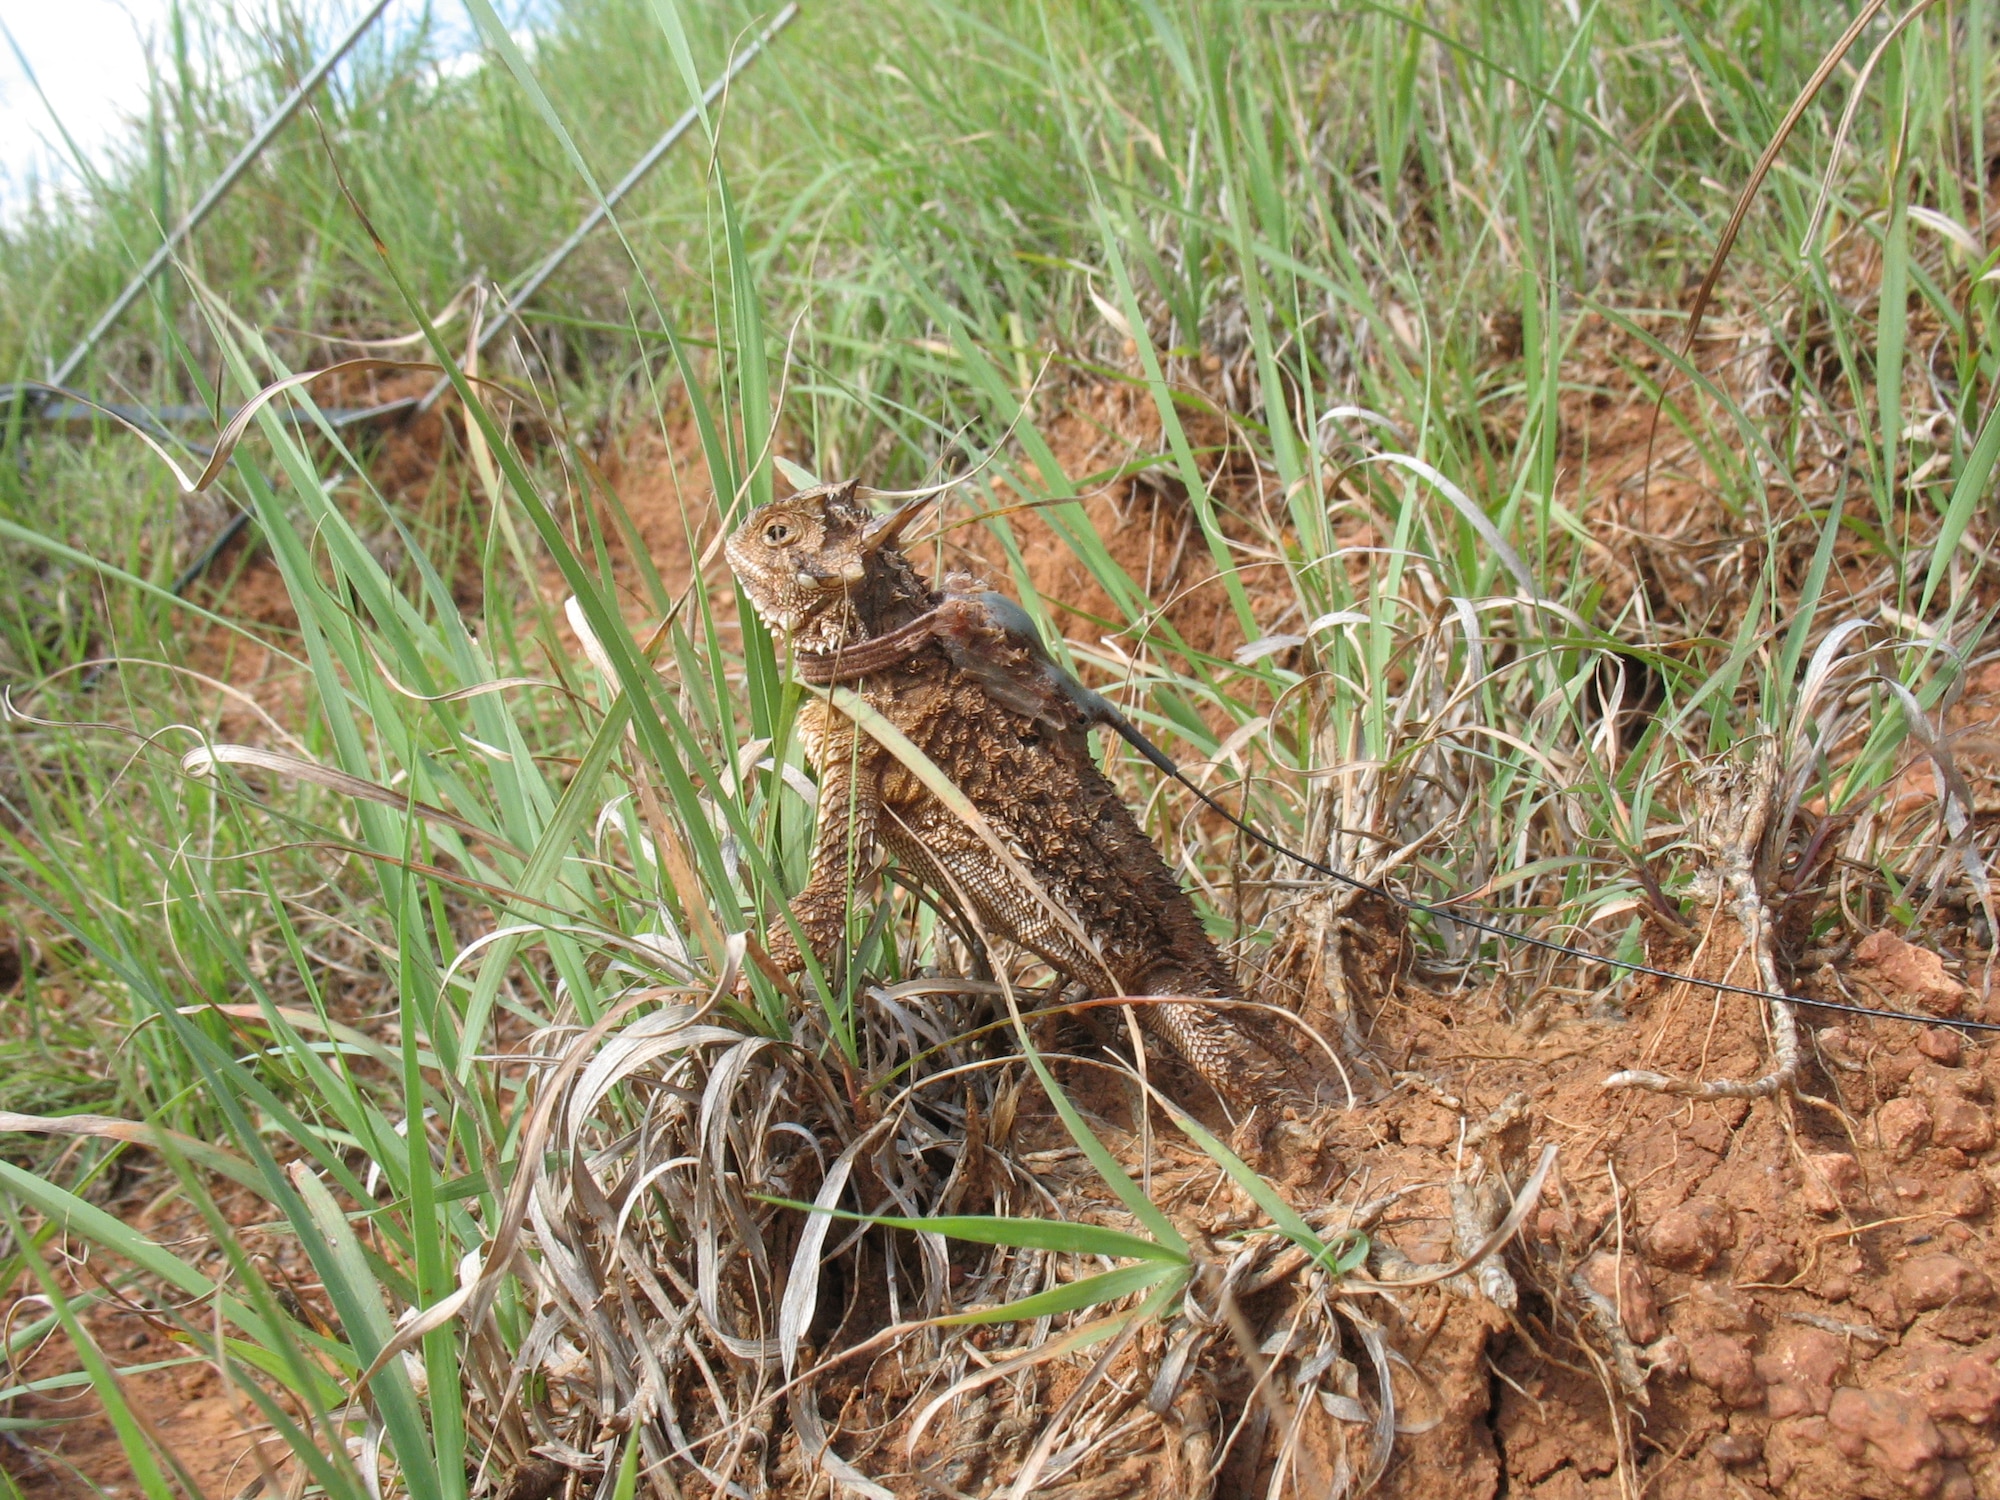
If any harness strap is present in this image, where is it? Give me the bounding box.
[791,607,945,684]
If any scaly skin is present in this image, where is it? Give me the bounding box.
[723,481,1294,1105]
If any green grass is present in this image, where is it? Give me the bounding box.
[0,0,1995,1493]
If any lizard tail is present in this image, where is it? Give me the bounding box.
[1139,995,1295,1104]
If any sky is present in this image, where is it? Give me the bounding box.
[0,1,514,224]
[0,0,159,215]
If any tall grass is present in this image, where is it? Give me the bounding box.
[0,0,1994,1492]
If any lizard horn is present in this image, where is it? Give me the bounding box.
[859,489,945,551]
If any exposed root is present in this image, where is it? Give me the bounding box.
[1566,1272,1651,1404]
[1449,1174,1519,1311]
[1603,745,1802,1099]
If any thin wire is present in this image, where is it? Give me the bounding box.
[806,535,1995,1039]
[1160,763,2000,1036]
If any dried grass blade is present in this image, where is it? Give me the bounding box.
[566,1006,743,1136]
[0,1111,259,1189]
[1364,453,1540,599]
[182,743,526,857]
[777,1117,898,1376]
[902,1311,1131,1462]
[789,1384,896,1499]
[186,358,441,494]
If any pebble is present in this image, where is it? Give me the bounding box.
[1534,1207,1577,1248]
[1645,1199,1734,1272]
[1877,1096,1934,1160]
[1882,1048,1925,1089]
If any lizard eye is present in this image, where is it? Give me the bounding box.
[763,521,794,547]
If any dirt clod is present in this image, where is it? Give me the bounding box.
[1690,1334,1768,1409]
[1802,1151,1865,1215]
[1921,1029,1967,1066]
[1932,1095,1996,1153]
[1757,1327,1848,1418]
[1915,1353,2000,1425]
[1943,1174,1989,1217]
[1580,1250,1662,1343]
[1878,1096,1935,1160]
[1712,1430,1767,1466]
[1646,1198,1735,1271]
[1828,1386,1947,1494]
[1901,1255,1995,1312]
[1857,931,1969,1018]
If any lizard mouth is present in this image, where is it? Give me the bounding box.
[747,600,847,657]
[736,562,860,653]
[747,598,820,638]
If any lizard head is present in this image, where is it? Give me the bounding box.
[724,480,936,654]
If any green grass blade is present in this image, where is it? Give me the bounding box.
[937,1261,1185,1327]
[759,1199,1186,1262]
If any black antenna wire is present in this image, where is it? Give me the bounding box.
[1138,742,1997,1037]
[810,575,1994,1041]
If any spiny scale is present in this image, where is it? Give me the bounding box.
[723,481,1298,1107]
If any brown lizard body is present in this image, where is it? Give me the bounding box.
[724,480,1295,1105]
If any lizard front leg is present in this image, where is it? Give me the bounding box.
[762,753,882,988]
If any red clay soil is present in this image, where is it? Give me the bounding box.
[885,893,2000,1498]
[575,377,1272,671]
[4,1312,281,1499]
[17,936,2000,1500]
[1,1184,305,1499]
[1296,944,2000,1500]
[941,378,1263,668]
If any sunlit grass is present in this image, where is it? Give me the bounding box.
[0,0,1993,1492]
